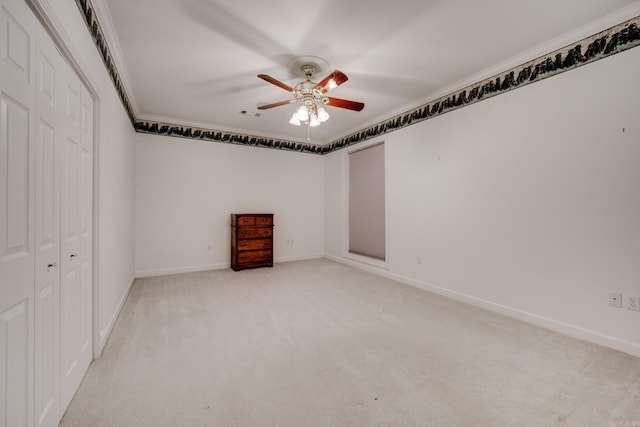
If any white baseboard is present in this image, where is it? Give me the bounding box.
[136,254,324,278]
[97,272,135,357]
[325,254,640,358]
[135,262,229,278]
[275,253,324,263]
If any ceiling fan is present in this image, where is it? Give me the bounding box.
[257,62,364,129]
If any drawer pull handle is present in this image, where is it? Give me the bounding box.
[264,255,269,259]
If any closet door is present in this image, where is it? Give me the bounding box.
[0,0,36,425]
[72,83,93,407]
[1,2,94,423]
[34,22,61,427]
[79,84,93,371]
[59,58,87,411]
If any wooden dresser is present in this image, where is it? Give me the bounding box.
[230,214,274,271]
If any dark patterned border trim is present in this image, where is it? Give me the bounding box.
[73,0,323,153]
[322,17,640,154]
[74,0,638,155]
[134,120,324,153]
[74,0,135,124]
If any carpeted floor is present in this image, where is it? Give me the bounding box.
[60,259,640,426]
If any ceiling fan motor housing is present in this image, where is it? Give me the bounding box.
[294,64,326,102]
[294,81,324,101]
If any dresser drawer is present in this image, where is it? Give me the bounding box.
[237,227,272,239]
[255,216,273,226]
[237,239,272,251]
[236,216,255,226]
[237,250,272,264]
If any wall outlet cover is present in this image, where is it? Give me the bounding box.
[627,296,640,311]
[609,293,622,308]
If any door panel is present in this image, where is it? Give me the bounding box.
[62,136,78,243]
[61,267,79,378]
[59,60,91,412]
[34,283,55,426]
[1,1,30,84]
[0,301,30,427]
[0,0,35,425]
[79,86,92,360]
[60,141,81,409]
[36,121,55,248]
[34,116,59,427]
[34,22,61,427]
[1,95,30,264]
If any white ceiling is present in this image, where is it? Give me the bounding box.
[101,0,639,144]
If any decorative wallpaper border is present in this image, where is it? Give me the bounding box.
[322,17,640,154]
[133,121,324,153]
[74,0,639,155]
[75,0,136,124]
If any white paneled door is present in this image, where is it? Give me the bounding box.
[59,51,92,413]
[0,0,36,425]
[34,21,61,427]
[0,0,94,425]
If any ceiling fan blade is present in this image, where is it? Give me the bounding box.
[258,74,294,92]
[322,97,364,111]
[257,99,294,110]
[315,70,349,94]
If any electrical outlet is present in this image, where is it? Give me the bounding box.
[627,296,640,311]
[609,293,622,308]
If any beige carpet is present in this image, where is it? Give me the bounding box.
[60,259,640,426]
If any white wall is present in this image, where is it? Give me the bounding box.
[135,134,324,276]
[325,46,640,357]
[43,0,137,354]
[38,0,640,359]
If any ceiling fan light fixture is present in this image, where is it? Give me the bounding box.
[309,114,320,127]
[327,79,337,90]
[317,107,330,122]
[295,105,309,121]
[289,113,301,126]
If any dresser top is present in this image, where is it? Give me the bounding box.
[230,213,274,227]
